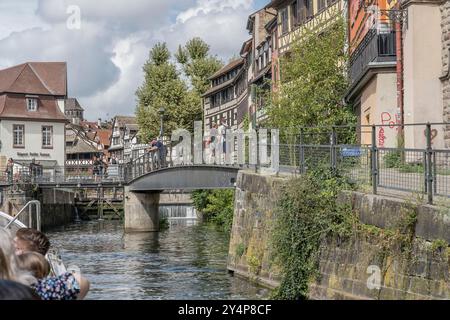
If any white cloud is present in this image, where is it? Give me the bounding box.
[0,0,261,119]
[36,0,195,32]
[83,34,151,119]
[177,0,253,23]
[0,22,119,97]
[159,0,254,60]
[0,0,48,41]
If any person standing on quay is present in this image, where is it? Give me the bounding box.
[208,123,218,164]
[218,118,229,164]
[93,156,101,182]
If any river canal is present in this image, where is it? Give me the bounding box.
[46,220,270,300]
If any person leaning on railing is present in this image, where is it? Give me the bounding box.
[147,138,164,168]
[92,156,101,181]
[5,158,14,184]
[100,155,108,179]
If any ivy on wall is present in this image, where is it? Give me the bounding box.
[270,167,356,299]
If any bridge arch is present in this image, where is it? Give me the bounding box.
[126,165,240,192]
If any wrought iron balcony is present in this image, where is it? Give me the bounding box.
[349,29,397,86]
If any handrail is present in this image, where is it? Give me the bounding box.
[0,211,27,229]
[4,200,41,231]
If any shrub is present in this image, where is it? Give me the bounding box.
[192,189,235,233]
[270,167,355,300]
[384,151,402,168]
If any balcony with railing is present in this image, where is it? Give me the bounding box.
[65,159,94,167]
[349,29,397,86]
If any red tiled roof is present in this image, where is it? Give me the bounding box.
[202,78,235,97]
[240,39,253,56]
[208,58,244,80]
[96,129,112,146]
[0,62,68,121]
[66,98,84,111]
[0,95,5,113]
[0,62,67,96]
[86,131,96,141]
[0,64,25,93]
[115,116,136,126]
[0,93,68,121]
[81,121,100,130]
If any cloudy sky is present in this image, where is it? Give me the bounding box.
[0,0,267,120]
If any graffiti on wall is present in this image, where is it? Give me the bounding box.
[378,111,439,146]
[378,111,401,147]
[423,129,438,145]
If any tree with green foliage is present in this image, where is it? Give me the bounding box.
[136,43,188,141]
[267,18,356,143]
[175,37,223,96]
[136,39,222,140]
[175,38,223,128]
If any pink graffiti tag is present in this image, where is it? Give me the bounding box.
[378,127,386,147]
[381,112,401,130]
[378,111,401,147]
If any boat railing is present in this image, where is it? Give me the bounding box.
[4,200,41,231]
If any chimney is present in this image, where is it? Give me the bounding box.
[98,118,102,127]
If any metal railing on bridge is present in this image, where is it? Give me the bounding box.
[0,164,126,185]
[1,123,449,204]
[122,144,245,182]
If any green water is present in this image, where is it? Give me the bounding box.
[46,220,270,300]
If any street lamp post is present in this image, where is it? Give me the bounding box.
[159,107,165,140]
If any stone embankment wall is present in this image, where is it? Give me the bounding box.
[228,171,450,300]
[227,172,285,289]
[40,188,76,231]
[0,187,76,231]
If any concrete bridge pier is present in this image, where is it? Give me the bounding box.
[124,186,160,232]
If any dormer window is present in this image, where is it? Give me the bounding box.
[26,98,38,111]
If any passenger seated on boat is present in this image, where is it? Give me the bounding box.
[0,280,41,300]
[0,229,36,286]
[14,228,50,256]
[17,249,91,300]
[17,252,50,279]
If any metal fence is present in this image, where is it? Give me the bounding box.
[0,164,126,185]
[2,123,449,204]
[272,123,450,204]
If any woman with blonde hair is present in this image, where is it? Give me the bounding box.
[17,251,88,300]
[0,229,35,286]
[17,252,51,280]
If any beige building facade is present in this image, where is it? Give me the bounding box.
[347,0,450,150]
[357,73,399,146]
[0,62,68,173]
[440,0,450,148]
[403,0,445,149]
[346,0,399,147]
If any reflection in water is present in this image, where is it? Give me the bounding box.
[46,220,270,300]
